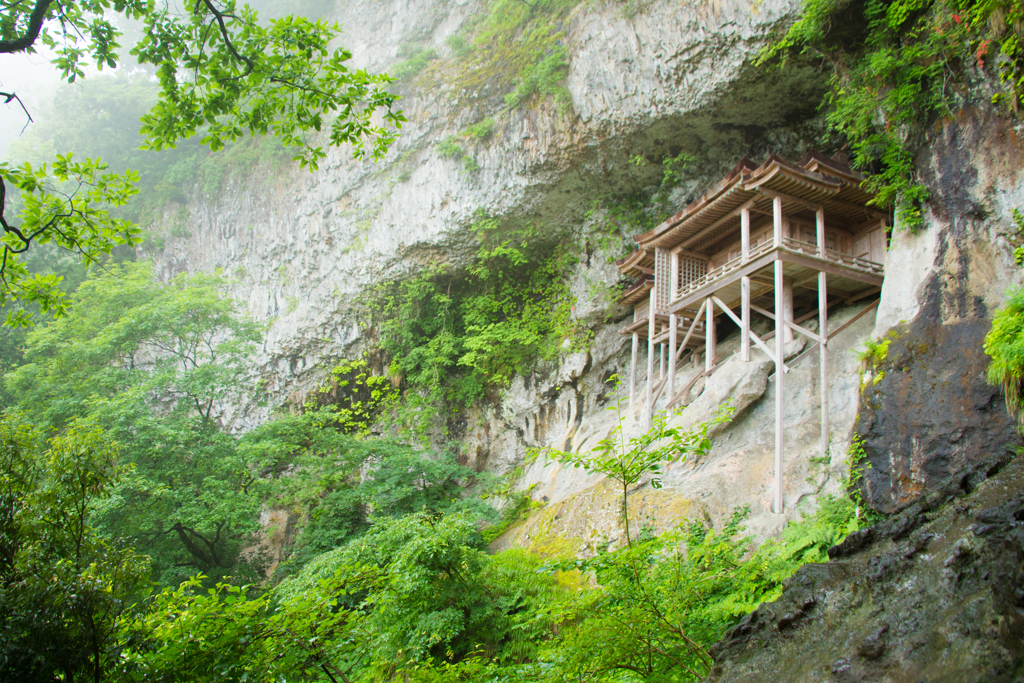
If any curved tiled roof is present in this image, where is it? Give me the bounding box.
[616,275,654,305]
[617,153,885,271]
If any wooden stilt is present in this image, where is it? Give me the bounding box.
[671,252,680,300]
[772,196,783,249]
[782,280,795,343]
[659,330,666,381]
[741,276,751,362]
[816,207,828,460]
[741,205,751,363]
[774,258,784,514]
[668,314,677,405]
[819,271,829,460]
[815,208,827,259]
[645,287,656,430]
[705,297,716,374]
[629,332,639,409]
[741,207,751,261]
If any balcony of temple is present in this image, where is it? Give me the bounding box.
[614,151,891,514]
[615,250,706,345]
[631,152,886,320]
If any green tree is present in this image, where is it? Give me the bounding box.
[540,379,733,547]
[985,288,1024,422]
[0,416,150,683]
[276,510,565,680]
[376,214,583,440]
[239,406,496,576]
[5,262,265,584]
[0,0,404,322]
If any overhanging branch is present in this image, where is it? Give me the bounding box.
[0,0,53,54]
[0,91,34,134]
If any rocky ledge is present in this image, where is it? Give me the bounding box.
[704,450,1024,682]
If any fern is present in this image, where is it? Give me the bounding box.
[985,287,1024,422]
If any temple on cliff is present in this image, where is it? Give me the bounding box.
[616,152,889,513]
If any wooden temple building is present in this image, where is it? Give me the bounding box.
[616,152,889,513]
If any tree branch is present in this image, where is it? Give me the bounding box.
[0,0,53,54]
[195,0,254,78]
[0,91,34,134]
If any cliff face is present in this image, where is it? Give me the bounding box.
[705,451,1024,683]
[151,0,1021,546]
[699,109,1024,681]
[151,0,822,407]
[860,112,1024,515]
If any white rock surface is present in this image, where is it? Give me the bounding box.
[147,0,951,547]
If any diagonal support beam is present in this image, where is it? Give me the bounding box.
[675,299,707,360]
[828,298,881,342]
[710,296,789,372]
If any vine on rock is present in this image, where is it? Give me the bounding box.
[764,0,1024,229]
[370,212,588,441]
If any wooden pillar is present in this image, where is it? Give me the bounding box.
[659,337,665,381]
[741,206,751,362]
[645,288,656,430]
[819,271,829,460]
[783,280,795,343]
[668,314,677,403]
[774,259,784,514]
[705,297,715,374]
[741,207,751,262]
[772,195,783,249]
[780,198,794,344]
[816,208,826,258]
[629,331,639,409]
[741,278,749,362]
[817,207,828,460]
[671,252,680,301]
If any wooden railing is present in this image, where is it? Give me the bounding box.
[781,236,885,275]
[671,237,884,304]
[675,240,773,299]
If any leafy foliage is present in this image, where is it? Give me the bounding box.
[503,47,571,110]
[373,213,584,440]
[763,0,1024,229]
[238,405,496,577]
[4,262,265,584]
[539,378,734,546]
[985,286,1024,421]
[0,0,404,325]
[302,359,399,435]
[534,495,867,683]
[123,510,567,682]
[0,416,149,683]
[419,0,578,111]
[6,72,297,232]
[134,3,405,168]
[393,45,441,83]
[0,155,140,325]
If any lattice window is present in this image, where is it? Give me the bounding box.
[655,248,671,313]
[679,255,708,291]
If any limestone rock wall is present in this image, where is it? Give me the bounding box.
[858,112,1024,514]
[704,452,1024,683]
[149,0,823,431]
[149,0,1022,546]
